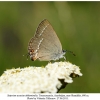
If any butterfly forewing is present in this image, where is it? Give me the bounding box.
[28,19,63,61]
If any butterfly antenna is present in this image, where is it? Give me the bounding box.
[23,53,29,60]
[66,50,76,56]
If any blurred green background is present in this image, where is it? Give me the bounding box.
[0,2,100,93]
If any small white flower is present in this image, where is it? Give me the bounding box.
[0,61,82,93]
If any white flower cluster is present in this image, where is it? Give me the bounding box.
[0,61,82,93]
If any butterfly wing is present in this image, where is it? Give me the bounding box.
[28,19,62,61]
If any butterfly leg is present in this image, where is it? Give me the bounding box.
[63,56,66,61]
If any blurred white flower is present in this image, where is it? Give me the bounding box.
[0,61,82,93]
